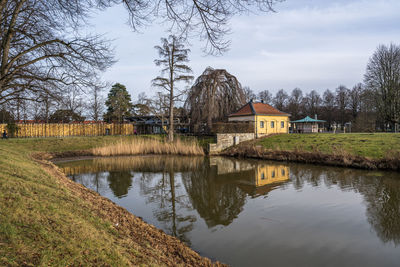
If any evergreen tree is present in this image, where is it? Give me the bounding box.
[104,83,133,123]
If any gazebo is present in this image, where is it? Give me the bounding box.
[291,116,326,133]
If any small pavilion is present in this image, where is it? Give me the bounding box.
[291,116,326,133]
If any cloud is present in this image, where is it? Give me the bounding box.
[89,0,400,99]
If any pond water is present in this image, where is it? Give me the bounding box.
[56,156,400,267]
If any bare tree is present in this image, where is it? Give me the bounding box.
[273,89,288,111]
[0,0,114,106]
[88,85,105,121]
[0,0,281,112]
[322,89,336,129]
[243,86,256,102]
[118,0,281,54]
[60,87,86,116]
[258,90,273,104]
[152,35,193,142]
[364,43,400,131]
[184,67,246,132]
[287,88,303,119]
[349,83,363,121]
[303,90,321,117]
[354,87,377,131]
[335,85,350,127]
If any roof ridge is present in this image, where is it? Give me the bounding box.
[249,101,256,115]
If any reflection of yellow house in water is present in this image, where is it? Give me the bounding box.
[209,157,290,196]
[255,165,290,187]
[238,163,290,196]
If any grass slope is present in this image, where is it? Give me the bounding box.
[258,133,400,159]
[0,136,219,266]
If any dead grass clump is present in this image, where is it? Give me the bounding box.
[92,138,204,156]
[332,145,351,157]
[384,150,400,161]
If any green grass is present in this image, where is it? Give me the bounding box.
[0,135,208,266]
[258,133,400,159]
[0,138,134,266]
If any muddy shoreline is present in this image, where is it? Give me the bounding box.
[32,152,226,266]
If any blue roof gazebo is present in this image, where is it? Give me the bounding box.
[291,116,326,133]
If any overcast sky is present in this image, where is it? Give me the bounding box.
[89,0,400,101]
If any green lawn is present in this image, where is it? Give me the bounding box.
[258,133,400,159]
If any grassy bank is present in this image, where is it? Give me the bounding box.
[0,136,222,266]
[223,133,400,171]
[258,133,400,158]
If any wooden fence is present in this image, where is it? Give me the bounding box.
[0,123,134,138]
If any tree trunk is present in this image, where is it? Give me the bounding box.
[207,84,213,132]
[169,171,176,237]
[168,71,174,142]
[169,92,174,142]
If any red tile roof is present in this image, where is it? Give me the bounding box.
[229,101,290,117]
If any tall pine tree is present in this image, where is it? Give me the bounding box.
[152,35,193,142]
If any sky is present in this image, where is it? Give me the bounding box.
[88,0,400,101]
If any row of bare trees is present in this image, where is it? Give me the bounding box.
[240,84,374,131]
[1,0,398,134]
[2,42,396,134]
[1,0,280,126]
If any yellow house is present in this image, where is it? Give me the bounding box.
[228,100,290,137]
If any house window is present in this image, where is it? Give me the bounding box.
[281,121,285,128]
[271,170,275,178]
[260,121,264,128]
[281,169,285,176]
[261,172,265,180]
[271,121,275,128]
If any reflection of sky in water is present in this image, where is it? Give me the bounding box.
[58,156,400,267]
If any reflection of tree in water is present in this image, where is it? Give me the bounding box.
[107,171,133,198]
[182,161,247,228]
[138,170,196,245]
[363,177,400,245]
[289,164,400,245]
[70,172,109,195]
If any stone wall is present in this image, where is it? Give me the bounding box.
[209,156,255,175]
[208,133,255,155]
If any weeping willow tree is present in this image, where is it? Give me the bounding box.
[184,67,246,132]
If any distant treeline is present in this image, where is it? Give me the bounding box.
[242,84,375,132]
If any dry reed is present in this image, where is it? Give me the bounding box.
[59,156,204,175]
[92,138,204,157]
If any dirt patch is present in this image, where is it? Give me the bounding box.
[221,142,400,172]
[32,154,227,266]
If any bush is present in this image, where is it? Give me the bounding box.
[6,122,19,137]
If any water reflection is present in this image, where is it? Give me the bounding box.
[182,160,247,227]
[137,170,196,245]
[57,156,400,265]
